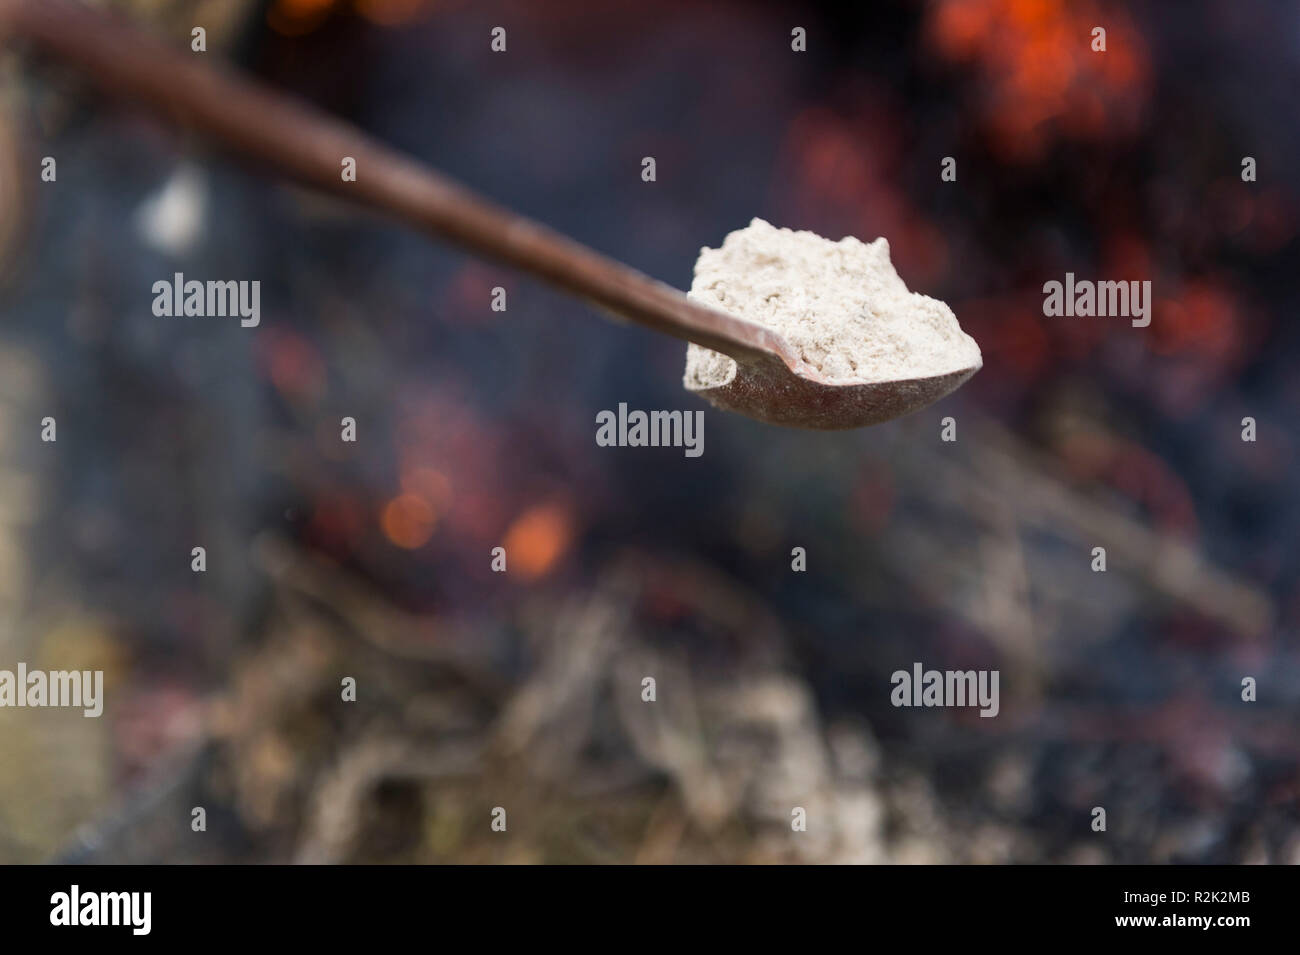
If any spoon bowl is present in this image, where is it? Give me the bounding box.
[592,279,981,430]
[687,346,982,430]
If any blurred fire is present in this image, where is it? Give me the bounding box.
[396,391,507,540]
[773,106,950,284]
[268,0,439,35]
[257,328,326,403]
[267,0,338,36]
[925,0,1149,160]
[1152,280,1242,360]
[382,492,438,549]
[502,502,574,580]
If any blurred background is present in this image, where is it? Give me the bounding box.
[0,0,1297,863]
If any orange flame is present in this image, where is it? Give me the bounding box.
[503,503,573,580]
[926,0,1150,160]
[267,0,340,36]
[382,492,438,549]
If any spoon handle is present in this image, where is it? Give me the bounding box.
[2,0,778,363]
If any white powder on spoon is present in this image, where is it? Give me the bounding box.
[683,218,981,388]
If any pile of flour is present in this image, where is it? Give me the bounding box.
[683,219,981,388]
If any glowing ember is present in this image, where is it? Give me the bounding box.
[266,0,339,36]
[381,492,438,549]
[925,0,1150,160]
[503,503,573,580]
